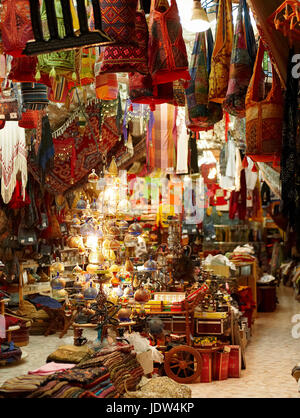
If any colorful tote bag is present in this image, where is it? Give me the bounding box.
[99,0,138,45]
[18,109,40,129]
[223,0,257,117]
[100,7,149,75]
[48,76,74,104]
[186,30,222,132]
[0,0,34,57]
[95,73,119,100]
[37,0,79,82]
[245,40,284,163]
[79,48,96,86]
[148,0,190,85]
[208,0,234,103]
[21,82,49,110]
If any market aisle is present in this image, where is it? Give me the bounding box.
[1,285,300,398]
[189,284,300,398]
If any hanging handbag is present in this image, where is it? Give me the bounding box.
[37,0,79,82]
[18,109,40,129]
[223,0,257,117]
[208,0,234,103]
[99,0,138,46]
[79,48,96,86]
[186,30,222,132]
[48,76,74,104]
[148,0,190,85]
[21,82,49,111]
[129,72,174,110]
[245,40,284,163]
[0,80,21,121]
[95,73,119,100]
[0,0,34,57]
[100,4,149,75]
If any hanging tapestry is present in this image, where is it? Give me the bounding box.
[28,99,120,195]
[0,121,28,204]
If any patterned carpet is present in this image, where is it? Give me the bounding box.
[1,284,300,397]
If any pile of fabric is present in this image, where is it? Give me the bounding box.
[0,343,144,398]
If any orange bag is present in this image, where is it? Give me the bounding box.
[245,40,284,163]
[208,0,233,103]
[95,73,119,100]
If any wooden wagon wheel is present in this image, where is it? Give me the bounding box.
[164,345,202,384]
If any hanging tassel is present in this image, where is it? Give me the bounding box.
[49,67,56,78]
[35,69,41,81]
[252,163,258,172]
[242,156,248,168]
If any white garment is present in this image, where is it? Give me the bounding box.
[0,122,27,203]
[176,109,188,174]
[245,157,258,190]
[220,140,236,191]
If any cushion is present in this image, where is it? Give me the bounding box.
[46,344,92,364]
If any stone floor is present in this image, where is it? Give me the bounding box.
[1,284,300,397]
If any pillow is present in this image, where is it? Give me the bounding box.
[100,9,149,75]
[46,345,92,364]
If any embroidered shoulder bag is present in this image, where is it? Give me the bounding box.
[245,40,284,163]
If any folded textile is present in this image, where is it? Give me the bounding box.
[28,362,76,376]
[25,294,62,310]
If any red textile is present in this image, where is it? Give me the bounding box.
[148,0,190,85]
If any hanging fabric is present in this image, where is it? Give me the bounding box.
[0,0,34,57]
[9,56,51,87]
[208,0,234,103]
[245,39,284,163]
[185,30,223,132]
[0,80,21,121]
[147,103,177,172]
[148,0,190,85]
[223,0,256,117]
[100,5,149,75]
[280,48,300,249]
[36,114,54,184]
[99,0,138,45]
[0,121,28,204]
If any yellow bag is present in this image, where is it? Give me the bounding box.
[208,0,233,103]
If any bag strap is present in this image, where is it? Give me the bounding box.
[250,39,282,103]
[249,39,265,102]
[243,0,257,65]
